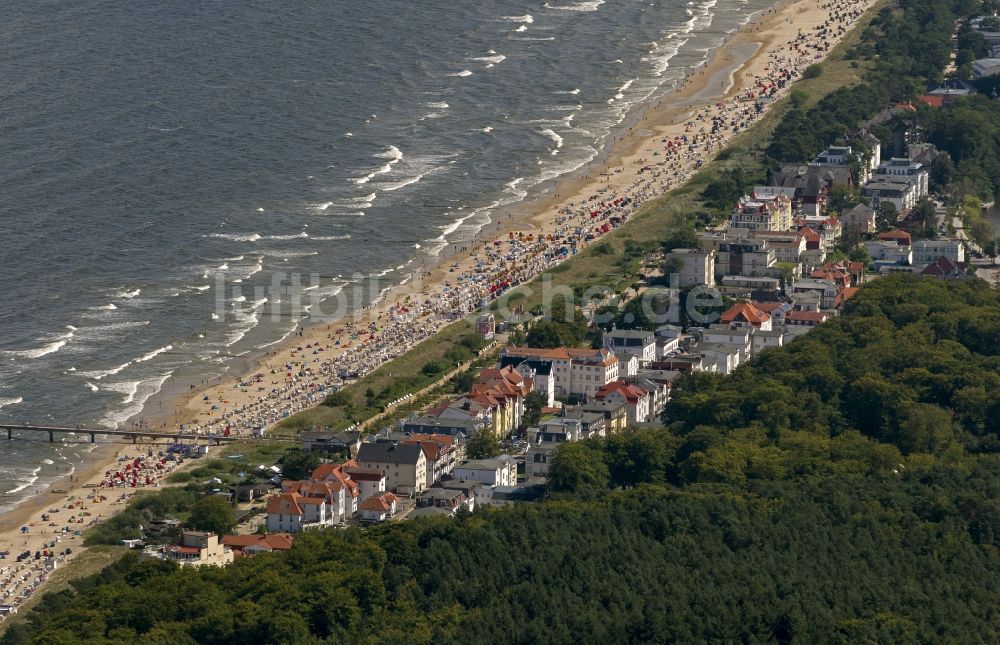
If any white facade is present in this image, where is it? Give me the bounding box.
[912,239,964,265]
[453,458,517,487]
[603,329,656,365]
[667,248,716,287]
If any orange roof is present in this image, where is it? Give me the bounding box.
[503,345,616,363]
[798,226,822,242]
[835,287,859,307]
[595,380,648,404]
[785,310,828,322]
[720,302,770,326]
[266,492,304,516]
[358,492,399,512]
[222,533,295,552]
[878,229,911,245]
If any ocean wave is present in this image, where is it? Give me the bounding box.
[544,0,605,10]
[505,177,528,199]
[102,380,141,404]
[470,54,506,64]
[353,146,403,185]
[209,232,263,242]
[77,361,131,380]
[3,329,74,359]
[98,372,173,429]
[6,467,41,494]
[383,173,426,191]
[135,344,173,363]
[0,396,23,411]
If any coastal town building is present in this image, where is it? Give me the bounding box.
[160,531,234,568]
[593,381,652,425]
[602,328,656,365]
[452,457,517,487]
[222,533,295,556]
[729,194,794,232]
[499,346,619,399]
[266,491,329,532]
[912,239,965,266]
[666,248,716,287]
[356,442,428,495]
[356,492,399,524]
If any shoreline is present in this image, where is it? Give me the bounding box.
[1,0,874,621]
[130,0,780,432]
[150,0,869,436]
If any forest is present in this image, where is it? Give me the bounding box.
[6,0,1000,639]
[7,278,1000,643]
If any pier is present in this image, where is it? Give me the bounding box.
[0,424,236,445]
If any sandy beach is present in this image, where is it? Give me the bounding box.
[149,0,870,437]
[1,0,873,619]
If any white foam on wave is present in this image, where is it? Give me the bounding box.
[135,344,173,363]
[98,372,173,429]
[209,232,263,242]
[226,298,269,347]
[78,361,131,380]
[102,380,141,405]
[353,146,403,185]
[3,329,74,359]
[0,396,23,411]
[6,466,41,494]
[470,54,506,65]
[505,177,528,199]
[540,128,565,155]
[545,0,605,10]
[383,173,426,191]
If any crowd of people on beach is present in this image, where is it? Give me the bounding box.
[158,0,869,441]
[0,0,873,621]
[0,451,184,618]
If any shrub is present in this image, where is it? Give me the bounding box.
[803,64,823,79]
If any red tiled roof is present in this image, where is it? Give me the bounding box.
[720,302,771,326]
[222,533,295,552]
[266,491,304,516]
[798,226,822,242]
[785,310,828,322]
[595,380,648,404]
[358,492,399,513]
[878,229,912,245]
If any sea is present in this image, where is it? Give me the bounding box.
[0,0,774,507]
